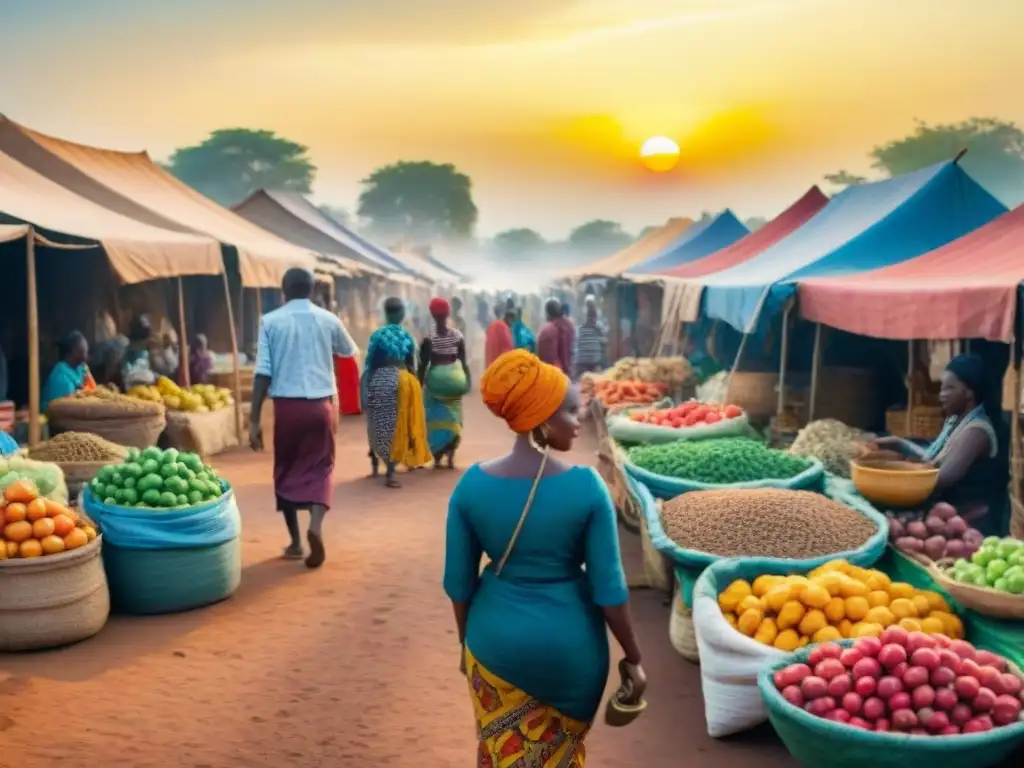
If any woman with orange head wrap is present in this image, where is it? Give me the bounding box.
[444,350,647,766]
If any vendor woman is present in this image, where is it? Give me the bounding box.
[41,331,95,410]
[877,354,1005,534]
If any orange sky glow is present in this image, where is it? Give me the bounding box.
[2,0,1023,237]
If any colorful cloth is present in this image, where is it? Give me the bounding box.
[190,350,214,385]
[485,321,515,368]
[536,323,561,372]
[425,363,468,456]
[255,298,358,399]
[465,645,589,768]
[481,350,568,434]
[272,397,335,510]
[391,369,432,468]
[366,366,400,461]
[574,323,604,367]
[41,361,89,411]
[513,321,536,353]
[554,317,575,374]
[335,355,362,416]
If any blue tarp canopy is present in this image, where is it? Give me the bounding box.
[629,210,749,274]
[701,161,1008,333]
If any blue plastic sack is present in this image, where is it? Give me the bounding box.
[639,474,889,608]
[82,486,241,550]
[625,455,825,500]
[758,639,1024,768]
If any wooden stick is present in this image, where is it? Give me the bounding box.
[237,280,245,353]
[221,271,243,445]
[26,231,40,447]
[906,340,915,436]
[724,329,751,405]
[177,277,190,388]
[777,302,791,422]
[808,323,823,421]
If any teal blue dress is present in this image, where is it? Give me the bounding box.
[41,361,87,411]
[444,464,628,721]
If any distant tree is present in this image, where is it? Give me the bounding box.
[868,117,1024,205]
[493,228,546,257]
[317,204,352,228]
[744,216,768,232]
[823,170,869,191]
[567,219,633,254]
[697,211,715,223]
[357,161,477,242]
[167,128,315,206]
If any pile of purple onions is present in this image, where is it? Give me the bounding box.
[889,502,984,561]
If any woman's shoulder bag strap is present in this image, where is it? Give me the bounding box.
[494,451,548,577]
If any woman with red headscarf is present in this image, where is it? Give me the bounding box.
[418,297,471,468]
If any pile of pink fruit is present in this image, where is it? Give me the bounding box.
[772,627,1024,735]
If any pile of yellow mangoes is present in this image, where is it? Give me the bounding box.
[127,377,233,413]
[718,558,964,652]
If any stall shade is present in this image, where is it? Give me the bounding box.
[232,189,413,277]
[799,205,1024,342]
[0,115,317,287]
[626,210,749,274]
[558,217,694,278]
[658,187,829,280]
[700,161,1008,333]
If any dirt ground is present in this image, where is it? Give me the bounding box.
[0,399,798,767]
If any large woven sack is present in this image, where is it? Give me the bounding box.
[607,411,752,445]
[50,412,166,449]
[636,483,672,592]
[0,536,110,651]
[595,438,640,533]
[162,408,239,457]
[668,577,699,663]
[759,640,1024,768]
[58,460,107,501]
[102,537,242,615]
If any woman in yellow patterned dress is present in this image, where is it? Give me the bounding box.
[444,350,646,766]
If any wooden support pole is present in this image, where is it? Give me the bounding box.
[26,231,41,447]
[221,272,244,445]
[809,323,824,421]
[777,303,792,422]
[906,340,915,436]
[255,287,263,321]
[177,277,190,388]
[237,280,245,353]
[1011,361,1021,504]
[724,330,751,405]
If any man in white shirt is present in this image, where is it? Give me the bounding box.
[250,267,358,569]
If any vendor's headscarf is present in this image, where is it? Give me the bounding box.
[481,349,569,433]
[429,297,451,318]
[946,353,1001,424]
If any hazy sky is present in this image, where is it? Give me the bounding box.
[1,0,1022,237]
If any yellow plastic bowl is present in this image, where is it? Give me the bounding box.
[849,458,938,508]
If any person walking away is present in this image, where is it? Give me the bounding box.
[419,297,471,469]
[189,333,215,385]
[484,303,514,368]
[445,349,646,766]
[41,331,96,411]
[512,307,536,353]
[537,298,572,375]
[559,301,577,372]
[575,297,607,379]
[249,267,357,568]
[363,297,431,488]
[874,354,1007,535]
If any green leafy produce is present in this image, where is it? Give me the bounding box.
[627,437,813,485]
[88,447,225,509]
[949,536,1024,593]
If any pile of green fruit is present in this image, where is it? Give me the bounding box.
[88,447,226,509]
[627,437,813,485]
[947,536,1024,594]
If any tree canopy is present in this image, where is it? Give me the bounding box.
[167,128,315,206]
[493,228,546,257]
[567,219,633,254]
[357,160,478,242]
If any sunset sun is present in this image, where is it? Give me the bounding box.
[640,136,680,172]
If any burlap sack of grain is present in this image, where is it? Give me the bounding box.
[669,581,700,663]
[640,499,673,593]
[48,397,166,449]
[162,408,239,457]
[596,437,640,533]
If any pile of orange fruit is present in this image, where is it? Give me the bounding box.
[0,479,98,559]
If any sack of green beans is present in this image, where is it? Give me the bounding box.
[625,437,825,500]
[640,476,889,609]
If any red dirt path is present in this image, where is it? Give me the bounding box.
[0,400,797,767]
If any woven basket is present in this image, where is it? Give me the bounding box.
[50,412,167,449]
[640,500,673,593]
[162,408,239,457]
[912,405,945,440]
[57,460,109,486]
[929,557,1024,620]
[726,372,778,418]
[0,536,110,651]
[885,408,909,437]
[668,581,700,663]
[596,437,641,534]
[1011,496,1024,540]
